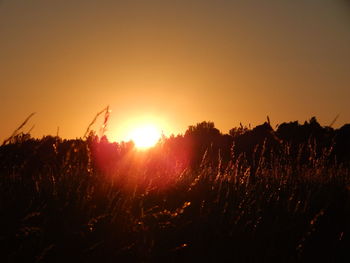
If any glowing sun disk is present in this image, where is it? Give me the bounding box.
[128,125,161,149]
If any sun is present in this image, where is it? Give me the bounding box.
[128,124,162,149]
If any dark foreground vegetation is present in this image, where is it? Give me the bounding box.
[1,117,350,262]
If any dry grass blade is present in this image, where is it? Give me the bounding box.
[329,114,340,128]
[84,106,110,139]
[27,124,35,134]
[100,105,110,137]
[2,112,36,145]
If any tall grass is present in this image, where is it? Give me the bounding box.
[0,134,349,262]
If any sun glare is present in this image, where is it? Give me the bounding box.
[128,124,162,149]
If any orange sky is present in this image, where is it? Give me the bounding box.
[1,0,350,142]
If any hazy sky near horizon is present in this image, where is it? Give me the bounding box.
[1,0,350,142]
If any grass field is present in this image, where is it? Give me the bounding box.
[0,131,349,262]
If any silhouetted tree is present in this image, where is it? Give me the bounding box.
[334,124,350,163]
[233,122,282,181]
[229,123,249,139]
[276,117,335,163]
[184,121,223,167]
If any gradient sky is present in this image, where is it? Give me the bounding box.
[1,0,350,142]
